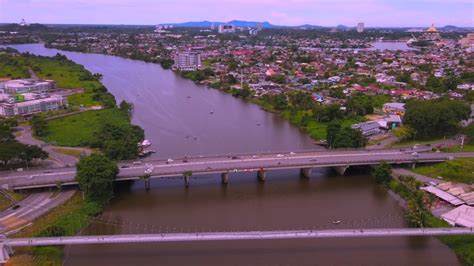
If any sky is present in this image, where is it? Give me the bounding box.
[0,0,473,27]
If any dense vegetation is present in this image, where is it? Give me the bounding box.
[258,91,367,147]
[75,154,118,204]
[0,118,48,169]
[40,105,144,160]
[404,98,470,139]
[373,162,392,185]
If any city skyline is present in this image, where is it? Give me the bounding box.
[0,0,473,27]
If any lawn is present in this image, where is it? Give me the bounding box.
[0,54,30,79]
[412,158,474,184]
[40,109,129,147]
[26,56,102,92]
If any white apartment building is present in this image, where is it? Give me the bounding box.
[174,51,202,71]
[4,79,54,94]
[0,94,68,117]
[357,22,364,33]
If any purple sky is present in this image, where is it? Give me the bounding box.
[0,0,473,27]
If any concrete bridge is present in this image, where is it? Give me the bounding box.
[1,149,473,190]
[1,227,473,262]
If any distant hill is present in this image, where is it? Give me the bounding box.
[165,20,277,28]
[164,20,326,29]
[336,25,350,30]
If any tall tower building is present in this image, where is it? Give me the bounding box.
[357,22,364,33]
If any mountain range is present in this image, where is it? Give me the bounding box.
[164,20,320,28]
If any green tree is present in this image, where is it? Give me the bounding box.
[404,99,470,139]
[75,154,118,204]
[326,119,341,148]
[406,191,430,228]
[30,115,48,137]
[332,127,368,149]
[373,162,392,185]
[119,100,133,119]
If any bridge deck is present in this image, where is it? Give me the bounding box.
[1,149,474,190]
[4,228,474,246]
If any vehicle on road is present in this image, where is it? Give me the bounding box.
[121,165,130,169]
[183,159,188,163]
[27,175,34,179]
[309,158,318,162]
[252,155,259,159]
[16,168,23,172]
[411,152,419,157]
[231,156,241,160]
[133,161,141,165]
[276,154,284,158]
[44,170,53,173]
[11,205,20,210]
[144,168,153,175]
[166,158,174,164]
[289,152,296,155]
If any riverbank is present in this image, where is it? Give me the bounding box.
[389,168,474,265]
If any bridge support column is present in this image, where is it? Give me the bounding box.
[257,169,266,182]
[144,179,150,191]
[333,166,349,176]
[221,173,229,185]
[184,175,190,188]
[300,168,312,179]
[0,243,12,264]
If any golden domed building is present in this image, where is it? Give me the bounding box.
[421,23,441,41]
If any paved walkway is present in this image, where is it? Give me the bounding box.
[391,168,439,184]
[15,125,91,168]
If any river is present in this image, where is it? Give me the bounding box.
[5,44,459,265]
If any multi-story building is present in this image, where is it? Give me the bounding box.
[4,79,54,94]
[0,94,68,117]
[357,22,364,33]
[174,51,202,71]
[218,24,236,34]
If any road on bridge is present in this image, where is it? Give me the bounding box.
[1,149,473,190]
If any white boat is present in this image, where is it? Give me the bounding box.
[332,220,341,225]
[141,139,151,147]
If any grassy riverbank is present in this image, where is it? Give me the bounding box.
[40,108,131,147]
[10,193,102,266]
[412,158,474,184]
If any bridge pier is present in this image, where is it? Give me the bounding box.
[184,175,190,188]
[144,179,150,191]
[300,168,312,179]
[0,243,12,264]
[257,169,267,182]
[221,173,229,185]
[333,166,349,176]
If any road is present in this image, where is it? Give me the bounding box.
[1,149,473,190]
[0,190,75,235]
[15,125,91,168]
